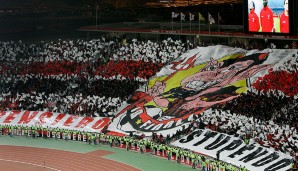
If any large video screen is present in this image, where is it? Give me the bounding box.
[247,0,290,33]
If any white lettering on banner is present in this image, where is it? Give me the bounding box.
[140,120,152,129]
[175,119,182,126]
[163,120,174,129]
[47,132,51,138]
[83,134,86,142]
[187,114,194,121]
[73,134,76,140]
[78,134,81,141]
[130,107,143,119]
[0,111,110,132]
[171,129,292,171]
[145,123,155,130]
[151,124,163,131]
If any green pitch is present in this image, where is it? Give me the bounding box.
[274,17,280,33]
[0,136,196,171]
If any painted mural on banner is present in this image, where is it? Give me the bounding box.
[0,110,110,132]
[171,129,292,171]
[108,46,296,136]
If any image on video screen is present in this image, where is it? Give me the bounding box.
[247,0,289,33]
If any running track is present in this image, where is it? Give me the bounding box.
[0,145,141,171]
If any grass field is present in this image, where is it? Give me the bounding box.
[274,17,280,33]
[0,136,196,171]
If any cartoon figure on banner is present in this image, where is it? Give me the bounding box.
[116,52,274,133]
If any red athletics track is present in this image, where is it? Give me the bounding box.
[0,145,141,171]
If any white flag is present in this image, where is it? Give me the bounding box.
[218,12,223,23]
[208,13,215,24]
[180,13,185,21]
[189,13,195,21]
[172,12,179,18]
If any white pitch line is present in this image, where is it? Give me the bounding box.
[0,158,61,171]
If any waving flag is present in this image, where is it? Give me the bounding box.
[198,12,205,21]
[180,13,185,21]
[172,12,179,18]
[208,13,215,24]
[189,13,195,21]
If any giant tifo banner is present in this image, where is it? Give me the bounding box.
[108,45,298,136]
[0,110,110,132]
[172,129,292,171]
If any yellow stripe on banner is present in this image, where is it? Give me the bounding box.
[232,79,247,94]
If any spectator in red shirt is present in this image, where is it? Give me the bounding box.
[280,0,289,33]
[260,0,274,32]
[248,1,260,32]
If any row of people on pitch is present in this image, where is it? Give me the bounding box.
[0,124,100,139]
[104,136,242,171]
[164,146,244,171]
[108,136,242,171]
[0,124,242,170]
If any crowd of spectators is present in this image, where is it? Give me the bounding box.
[0,38,192,116]
[1,36,298,168]
[253,52,298,97]
[196,90,298,159]
[231,39,297,50]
